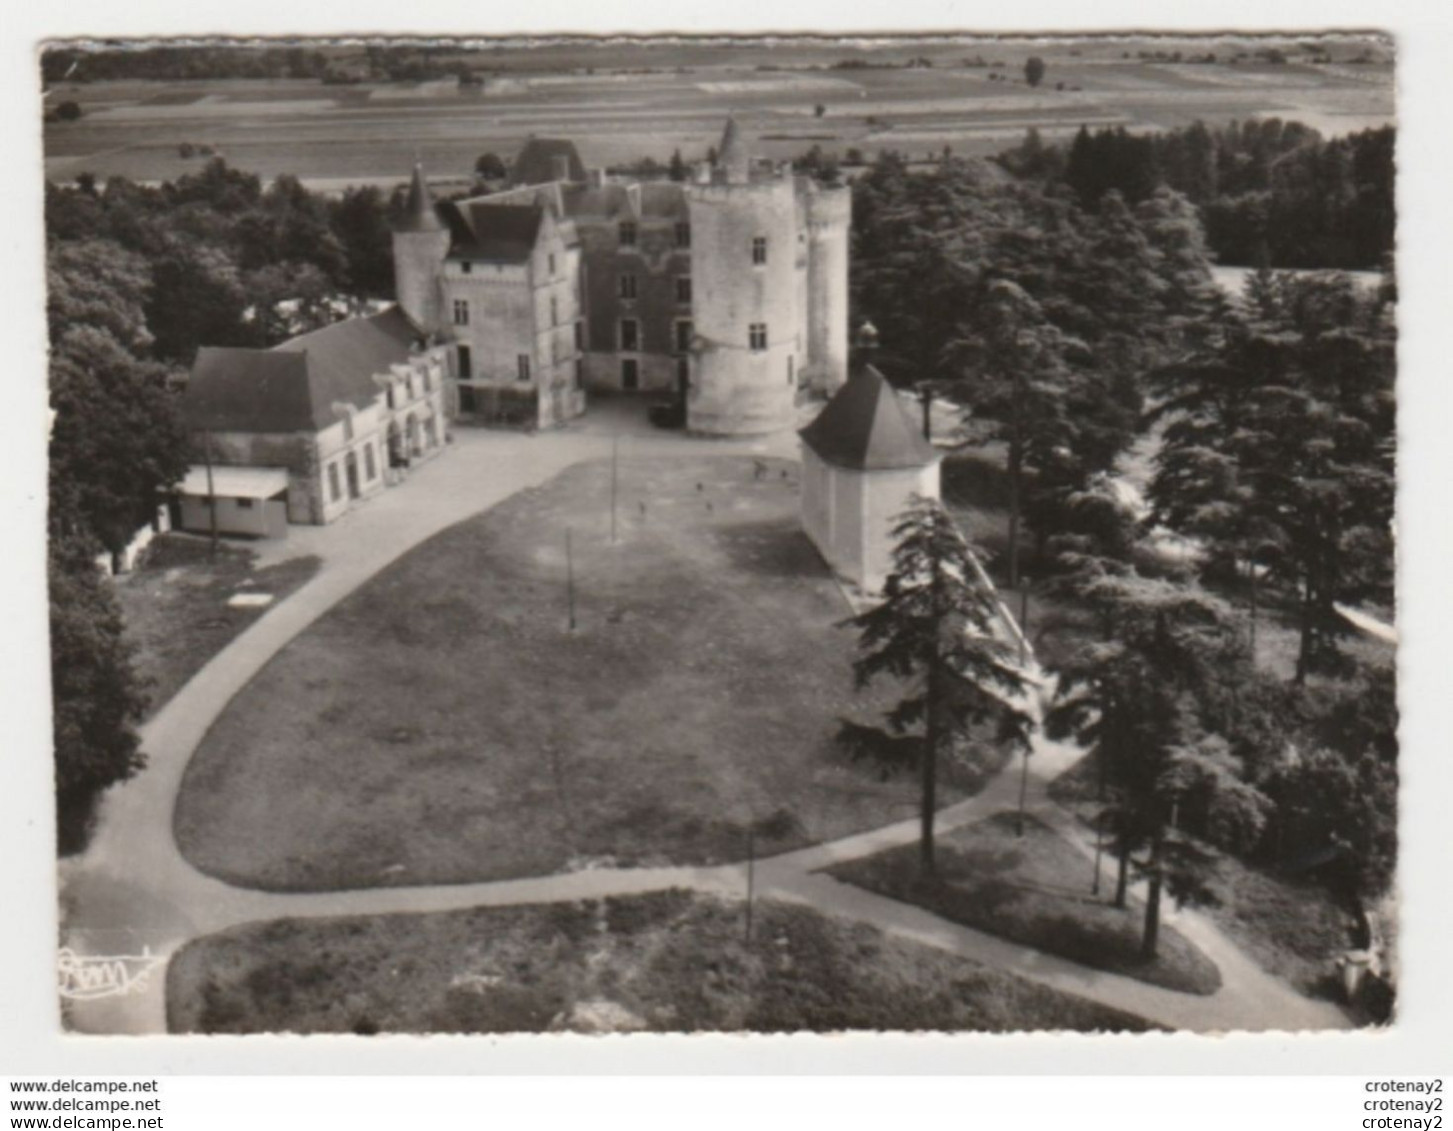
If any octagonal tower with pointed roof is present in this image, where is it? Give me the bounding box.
[798,331,941,592]
[391,164,451,333]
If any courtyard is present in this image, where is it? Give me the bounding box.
[173,454,963,892]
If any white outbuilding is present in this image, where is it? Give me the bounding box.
[798,360,941,593]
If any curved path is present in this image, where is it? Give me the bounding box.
[59,411,1350,1036]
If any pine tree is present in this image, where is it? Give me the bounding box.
[841,498,1033,875]
[1048,579,1271,957]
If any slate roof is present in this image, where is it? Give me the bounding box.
[719,115,749,180]
[438,200,544,262]
[557,180,688,221]
[509,138,586,186]
[395,164,444,233]
[798,364,938,471]
[184,307,423,434]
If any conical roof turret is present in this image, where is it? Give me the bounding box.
[396,164,444,233]
[718,115,751,184]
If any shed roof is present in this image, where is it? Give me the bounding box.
[185,306,423,434]
[798,364,938,471]
[438,200,543,262]
[179,465,290,499]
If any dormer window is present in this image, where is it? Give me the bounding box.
[619,221,637,247]
[461,261,473,275]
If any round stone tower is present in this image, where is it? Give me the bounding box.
[685,119,801,436]
[391,164,450,334]
[803,180,852,395]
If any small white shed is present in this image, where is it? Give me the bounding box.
[177,465,290,540]
[798,364,941,593]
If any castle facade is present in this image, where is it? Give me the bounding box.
[392,119,851,436]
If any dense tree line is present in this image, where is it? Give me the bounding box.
[46,159,402,850]
[1001,120,1395,270]
[851,152,1217,582]
[47,160,403,362]
[42,46,331,85]
[847,150,1397,979]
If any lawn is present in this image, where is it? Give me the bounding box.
[1048,750,1354,999]
[166,888,1151,1034]
[114,534,320,720]
[174,455,969,892]
[830,811,1223,995]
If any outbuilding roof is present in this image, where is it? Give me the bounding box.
[184,306,424,434]
[179,465,291,499]
[798,364,939,471]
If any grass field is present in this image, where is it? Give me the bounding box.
[43,38,1393,188]
[1048,749,1356,1000]
[830,811,1223,995]
[173,455,971,892]
[114,534,320,720]
[166,888,1152,1033]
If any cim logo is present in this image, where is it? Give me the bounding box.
[56,947,166,1001]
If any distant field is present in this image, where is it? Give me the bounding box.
[43,41,1393,191]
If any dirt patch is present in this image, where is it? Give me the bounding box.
[114,535,320,719]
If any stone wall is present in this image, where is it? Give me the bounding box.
[392,227,450,333]
[686,175,801,435]
[803,184,852,394]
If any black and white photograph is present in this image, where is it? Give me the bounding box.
[36,28,1404,1042]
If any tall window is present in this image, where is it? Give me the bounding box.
[550,295,559,326]
[453,299,469,326]
[620,319,639,352]
[675,276,692,304]
[619,273,638,300]
[675,221,691,249]
[675,320,693,353]
[328,463,342,503]
[364,444,377,481]
[621,358,639,390]
[619,221,637,247]
[574,321,584,351]
[517,354,532,382]
[457,345,472,379]
[752,236,767,265]
[749,323,767,351]
[548,252,556,276]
